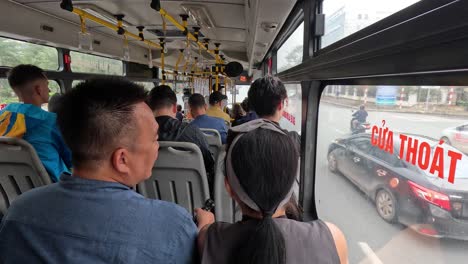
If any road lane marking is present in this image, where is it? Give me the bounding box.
[358,242,383,264]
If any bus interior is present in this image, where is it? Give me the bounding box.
[1,0,468,263]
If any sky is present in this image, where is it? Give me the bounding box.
[323,0,420,14]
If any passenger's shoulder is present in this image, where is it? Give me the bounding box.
[222,112,231,119]
[185,122,205,135]
[275,218,329,234]
[4,184,57,216]
[211,116,227,125]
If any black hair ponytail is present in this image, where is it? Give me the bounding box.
[233,215,286,264]
[229,129,298,264]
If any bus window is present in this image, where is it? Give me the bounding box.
[72,80,83,88]
[0,79,18,107]
[317,85,468,264]
[279,83,302,134]
[70,51,123,75]
[42,81,61,111]
[136,82,155,91]
[226,85,249,108]
[322,0,420,48]
[0,36,59,70]
[277,22,304,73]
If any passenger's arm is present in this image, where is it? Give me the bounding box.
[173,218,199,264]
[220,123,228,144]
[325,222,349,264]
[194,208,215,258]
[53,126,73,168]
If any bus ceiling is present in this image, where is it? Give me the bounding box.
[0,0,297,77]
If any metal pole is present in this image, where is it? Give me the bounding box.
[425,88,431,111]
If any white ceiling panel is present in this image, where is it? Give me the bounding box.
[10,0,297,72]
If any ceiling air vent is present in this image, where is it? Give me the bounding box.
[261,22,278,33]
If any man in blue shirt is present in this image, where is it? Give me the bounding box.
[189,93,228,144]
[0,65,71,182]
[0,78,210,263]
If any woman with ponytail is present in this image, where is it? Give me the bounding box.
[195,119,348,264]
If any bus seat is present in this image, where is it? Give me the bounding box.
[214,150,242,223]
[200,128,222,160]
[137,141,210,214]
[0,137,52,216]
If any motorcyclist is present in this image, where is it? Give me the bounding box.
[351,105,368,130]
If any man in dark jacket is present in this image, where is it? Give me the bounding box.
[353,105,368,123]
[147,85,215,188]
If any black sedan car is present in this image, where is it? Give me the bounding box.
[327,133,468,240]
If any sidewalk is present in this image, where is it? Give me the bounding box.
[321,96,468,118]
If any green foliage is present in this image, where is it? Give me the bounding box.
[0,79,18,105]
[278,45,303,73]
[0,37,58,70]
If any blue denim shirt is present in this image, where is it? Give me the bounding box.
[0,103,72,182]
[0,174,198,264]
[191,114,228,144]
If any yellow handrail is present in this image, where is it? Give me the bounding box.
[72,8,162,50]
[158,8,224,64]
[175,50,184,72]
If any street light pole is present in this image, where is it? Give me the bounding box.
[425,88,431,111]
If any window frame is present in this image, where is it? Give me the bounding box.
[276,22,305,73]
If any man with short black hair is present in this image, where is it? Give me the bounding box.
[247,76,300,150]
[206,91,231,124]
[189,93,228,144]
[147,85,215,186]
[0,64,71,182]
[0,78,200,263]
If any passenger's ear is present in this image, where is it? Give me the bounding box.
[172,104,177,114]
[278,100,284,111]
[112,148,131,174]
[34,85,42,97]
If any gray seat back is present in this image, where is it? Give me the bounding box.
[137,141,210,214]
[0,137,52,216]
[200,128,222,159]
[214,150,242,223]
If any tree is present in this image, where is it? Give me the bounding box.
[278,45,303,72]
[285,45,303,66]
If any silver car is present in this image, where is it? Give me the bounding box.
[441,123,468,154]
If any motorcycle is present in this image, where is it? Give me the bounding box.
[350,110,371,134]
